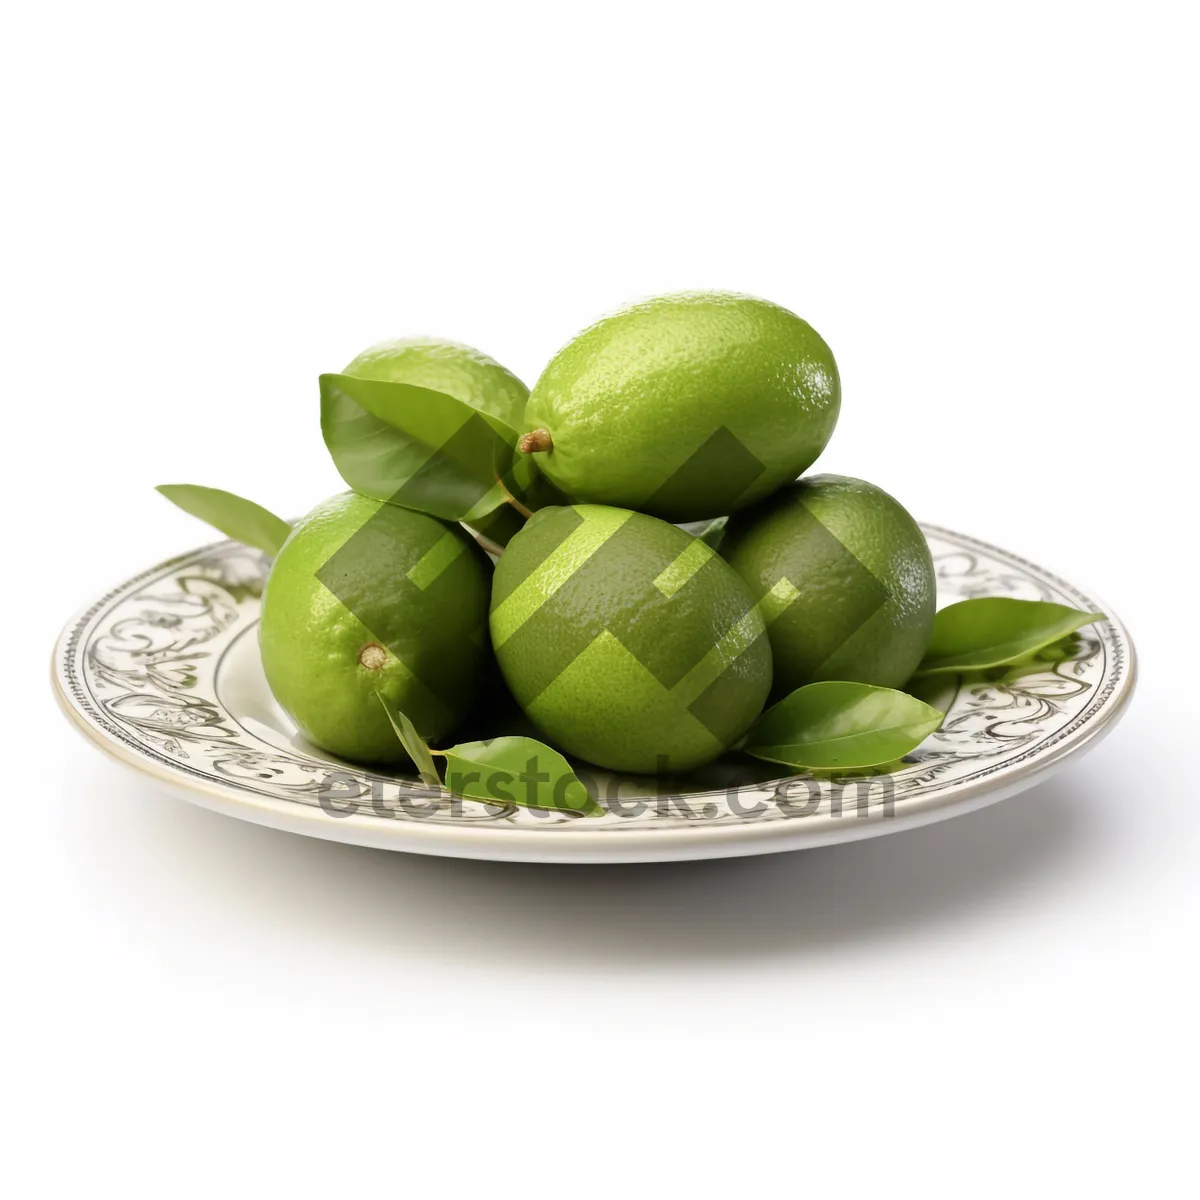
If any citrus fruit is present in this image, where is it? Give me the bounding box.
[517,292,840,522]
[719,474,935,695]
[489,504,772,772]
[344,335,537,547]
[344,335,529,427]
[259,491,491,764]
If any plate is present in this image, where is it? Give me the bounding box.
[51,524,1136,863]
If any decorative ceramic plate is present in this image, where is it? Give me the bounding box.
[52,525,1136,863]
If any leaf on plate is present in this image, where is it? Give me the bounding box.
[376,696,442,787]
[441,736,603,816]
[912,598,1104,677]
[743,681,944,771]
[1029,631,1086,665]
[903,671,960,715]
[808,758,912,780]
[156,484,291,557]
[320,373,539,522]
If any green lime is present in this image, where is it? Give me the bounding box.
[344,335,529,427]
[345,335,536,547]
[259,491,491,764]
[490,504,772,772]
[719,474,935,694]
[518,292,840,522]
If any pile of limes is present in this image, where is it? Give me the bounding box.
[259,292,936,775]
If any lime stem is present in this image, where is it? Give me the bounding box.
[358,642,389,670]
[518,428,553,454]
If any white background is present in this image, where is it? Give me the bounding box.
[3,2,1196,1195]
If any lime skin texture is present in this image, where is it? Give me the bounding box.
[344,335,529,428]
[489,503,773,773]
[719,474,936,696]
[520,292,840,523]
[259,491,492,765]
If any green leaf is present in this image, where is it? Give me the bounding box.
[1029,632,1086,665]
[320,372,539,522]
[743,681,944,771]
[441,736,603,816]
[156,484,291,556]
[376,696,441,787]
[808,759,912,779]
[903,672,959,714]
[912,598,1104,677]
[687,516,728,549]
[463,503,527,552]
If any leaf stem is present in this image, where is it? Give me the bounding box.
[462,524,506,558]
[494,472,534,520]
